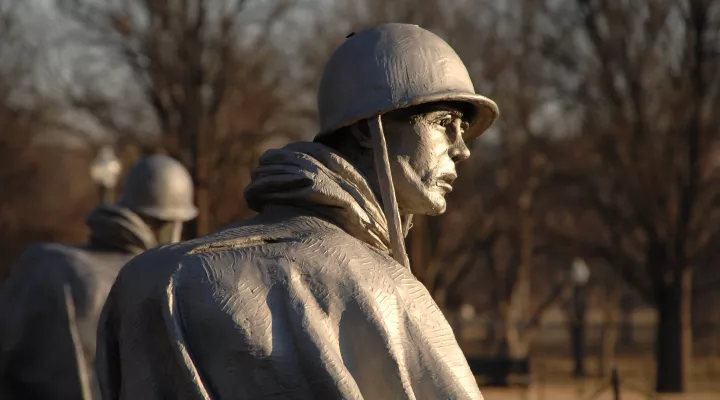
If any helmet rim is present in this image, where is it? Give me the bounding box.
[130,204,199,222]
[315,91,499,143]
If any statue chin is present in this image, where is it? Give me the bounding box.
[400,193,447,216]
[425,202,448,217]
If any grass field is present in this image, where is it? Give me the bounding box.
[481,385,718,400]
[476,356,720,400]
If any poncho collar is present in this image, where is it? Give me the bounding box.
[244,142,391,253]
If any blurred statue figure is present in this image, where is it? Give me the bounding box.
[98,23,499,400]
[0,154,197,400]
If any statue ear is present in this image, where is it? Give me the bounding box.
[351,122,373,149]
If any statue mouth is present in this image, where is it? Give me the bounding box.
[436,173,457,192]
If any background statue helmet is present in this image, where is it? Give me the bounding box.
[117,154,198,222]
[316,23,499,142]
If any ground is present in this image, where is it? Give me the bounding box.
[481,386,718,400]
[477,356,720,400]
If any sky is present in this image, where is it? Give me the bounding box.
[5,0,166,146]
[1,0,579,149]
[3,0,327,147]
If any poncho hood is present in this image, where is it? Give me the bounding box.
[86,205,156,255]
[244,142,391,252]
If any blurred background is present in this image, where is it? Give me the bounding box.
[1,0,720,398]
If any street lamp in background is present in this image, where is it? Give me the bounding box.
[571,257,591,378]
[90,146,122,205]
[571,258,591,286]
[460,303,476,323]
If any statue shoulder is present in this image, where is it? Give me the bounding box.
[110,215,388,311]
[0,243,87,332]
[3,243,84,290]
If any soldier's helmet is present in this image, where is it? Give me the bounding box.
[117,154,198,222]
[315,23,499,142]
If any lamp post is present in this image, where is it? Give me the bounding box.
[570,257,590,378]
[460,303,476,323]
[90,146,122,205]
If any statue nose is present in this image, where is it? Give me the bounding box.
[450,144,470,163]
[449,119,470,163]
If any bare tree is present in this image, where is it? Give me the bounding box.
[60,0,299,235]
[538,0,720,392]
[0,87,100,286]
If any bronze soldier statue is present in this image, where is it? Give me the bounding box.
[0,154,197,400]
[97,23,499,399]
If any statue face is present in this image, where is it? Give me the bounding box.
[156,221,183,245]
[144,217,183,245]
[382,103,471,216]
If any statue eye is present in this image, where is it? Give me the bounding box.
[437,116,454,127]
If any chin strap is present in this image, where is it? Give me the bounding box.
[368,115,410,269]
[402,214,414,238]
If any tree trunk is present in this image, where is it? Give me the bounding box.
[178,109,206,239]
[654,269,692,393]
[655,290,684,392]
[503,198,533,359]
